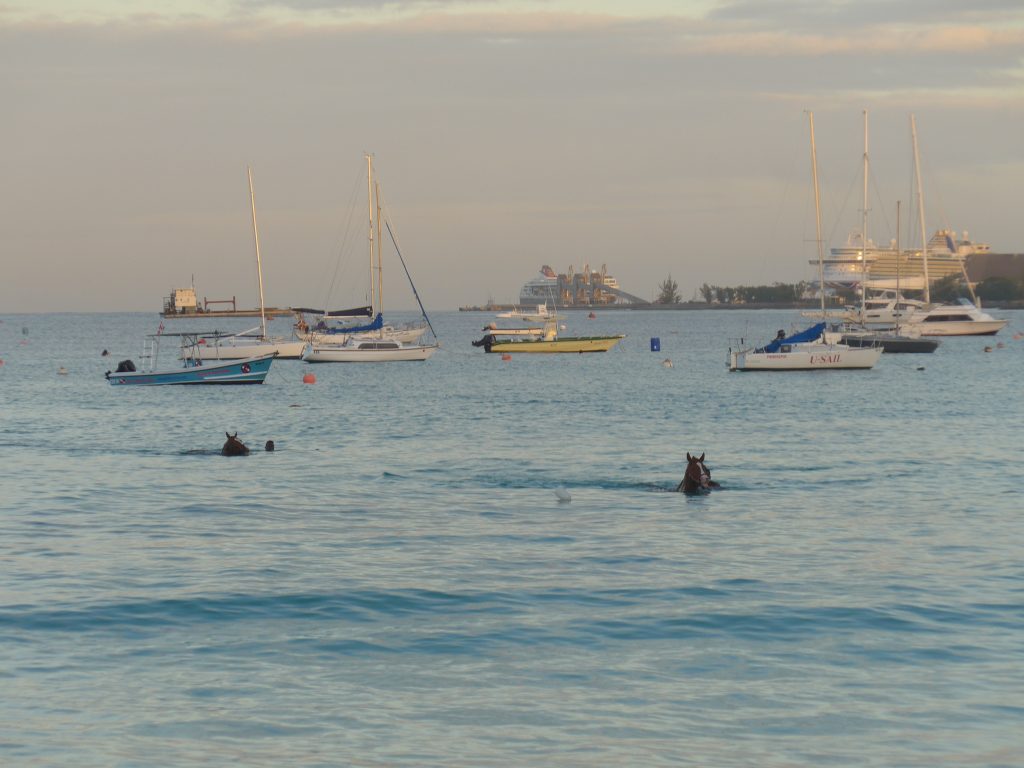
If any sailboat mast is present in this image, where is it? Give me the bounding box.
[896,200,902,333]
[376,180,384,337]
[860,109,869,321]
[247,166,267,338]
[808,111,825,315]
[910,114,930,304]
[366,154,376,312]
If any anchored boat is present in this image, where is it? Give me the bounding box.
[472,317,624,353]
[106,333,276,385]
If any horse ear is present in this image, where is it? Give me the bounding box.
[686,452,692,461]
[225,432,231,439]
[699,453,705,462]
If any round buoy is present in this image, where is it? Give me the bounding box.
[58,367,68,375]
[662,359,673,368]
[501,353,512,361]
[303,373,316,384]
[983,346,993,353]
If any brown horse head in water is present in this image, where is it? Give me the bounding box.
[677,452,719,493]
[221,432,249,457]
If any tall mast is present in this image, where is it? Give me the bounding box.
[366,154,376,312]
[910,114,930,304]
[375,180,384,336]
[808,111,825,315]
[860,109,869,321]
[896,200,902,332]
[247,166,267,338]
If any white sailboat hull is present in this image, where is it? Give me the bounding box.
[302,342,438,362]
[184,338,307,360]
[729,343,882,371]
[305,324,427,346]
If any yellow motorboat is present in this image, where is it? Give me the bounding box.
[471,319,625,354]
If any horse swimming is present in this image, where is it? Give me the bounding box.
[221,432,250,457]
[677,452,720,493]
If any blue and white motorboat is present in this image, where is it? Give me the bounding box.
[105,332,276,385]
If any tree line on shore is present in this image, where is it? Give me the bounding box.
[655,277,813,305]
[654,275,1024,305]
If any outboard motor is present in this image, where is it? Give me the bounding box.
[115,359,136,373]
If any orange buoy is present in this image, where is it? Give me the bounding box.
[501,353,512,361]
[303,372,316,384]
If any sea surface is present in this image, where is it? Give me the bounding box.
[1,309,1022,767]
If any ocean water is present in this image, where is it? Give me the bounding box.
[1,309,1022,767]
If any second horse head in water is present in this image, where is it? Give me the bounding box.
[677,452,720,493]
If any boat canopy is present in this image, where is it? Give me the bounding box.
[761,322,825,353]
[293,305,373,318]
[318,312,384,335]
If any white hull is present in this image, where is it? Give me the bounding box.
[903,300,1007,336]
[909,319,1007,336]
[729,343,882,371]
[184,338,307,360]
[302,342,438,362]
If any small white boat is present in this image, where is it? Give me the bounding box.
[728,323,882,371]
[495,303,554,322]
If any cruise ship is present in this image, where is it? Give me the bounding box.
[519,264,644,307]
[815,229,989,286]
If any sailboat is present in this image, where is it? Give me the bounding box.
[183,168,307,360]
[899,115,1006,337]
[301,155,439,363]
[836,112,938,353]
[728,112,882,371]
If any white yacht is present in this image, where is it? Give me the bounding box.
[903,298,1007,336]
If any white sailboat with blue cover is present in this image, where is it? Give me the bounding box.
[728,112,881,371]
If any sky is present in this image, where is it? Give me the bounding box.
[2,0,1022,312]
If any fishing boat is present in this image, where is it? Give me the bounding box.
[105,333,276,385]
[728,112,881,372]
[180,168,306,360]
[472,317,624,353]
[300,155,439,363]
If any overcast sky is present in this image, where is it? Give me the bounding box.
[2,0,1022,311]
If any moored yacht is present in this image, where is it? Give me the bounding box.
[903,298,1007,336]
